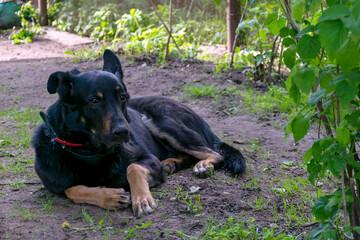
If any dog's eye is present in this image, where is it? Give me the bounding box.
[119,94,127,102]
[90,97,99,104]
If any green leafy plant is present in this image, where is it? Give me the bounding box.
[114,8,149,41]
[9,1,43,44]
[50,4,201,63]
[64,44,111,62]
[216,1,285,83]
[281,0,360,238]
[86,4,118,42]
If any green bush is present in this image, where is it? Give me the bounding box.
[9,1,43,44]
[279,0,360,238]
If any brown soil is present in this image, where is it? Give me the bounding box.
[0,28,318,239]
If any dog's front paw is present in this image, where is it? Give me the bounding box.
[194,160,214,178]
[101,188,131,209]
[132,195,156,218]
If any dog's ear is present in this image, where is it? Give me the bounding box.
[103,49,123,79]
[69,68,81,75]
[47,71,76,106]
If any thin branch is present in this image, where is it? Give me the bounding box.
[318,117,322,139]
[336,95,341,126]
[195,7,206,41]
[350,178,360,240]
[331,94,336,127]
[165,0,173,59]
[149,0,184,55]
[278,43,284,80]
[267,35,280,82]
[186,0,194,19]
[316,100,333,136]
[341,171,349,228]
[282,0,299,32]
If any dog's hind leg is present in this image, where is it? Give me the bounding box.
[161,154,194,175]
[64,185,130,210]
[143,116,223,177]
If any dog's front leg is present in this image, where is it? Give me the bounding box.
[65,185,130,209]
[127,163,157,218]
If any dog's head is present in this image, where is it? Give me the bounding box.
[47,50,130,148]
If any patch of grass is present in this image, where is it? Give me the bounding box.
[241,85,295,114]
[201,217,296,239]
[269,174,315,199]
[10,201,49,221]
[0,107,41,148]
[0,157,31,175]
[182,83,301,117]
[184,83,219,98]
[268,174,318,226]
[0,107,40,189]
[61,208,154,239]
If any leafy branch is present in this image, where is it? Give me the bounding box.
[279,0,360,239]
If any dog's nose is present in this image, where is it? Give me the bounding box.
[112,127,129,141]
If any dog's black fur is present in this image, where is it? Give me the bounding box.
[32,50,246,217]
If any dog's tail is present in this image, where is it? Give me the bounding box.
[215,141,246,175]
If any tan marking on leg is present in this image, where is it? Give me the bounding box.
[162,154,190,175]
[193,151,223,176]
[127,163,156,218]
[141,116,223,175]
[64,185,130,209]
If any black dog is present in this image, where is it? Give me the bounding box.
[32,50,246,217]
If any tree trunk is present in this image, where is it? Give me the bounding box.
[227,0,240,52]
[38,0,48,26]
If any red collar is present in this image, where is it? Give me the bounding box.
[40,111,84,148]
[54,138,84,148]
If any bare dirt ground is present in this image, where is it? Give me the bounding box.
[0,28,318,239]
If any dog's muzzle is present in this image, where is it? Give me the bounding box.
[112,127,130,142]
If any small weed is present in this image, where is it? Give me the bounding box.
[62,209,107,232]
[175,182,203,214]
[175,228,196,239]
[249,137,261,152]
[123,222,153,239]
[247,195,270,211]
[40,196,57,213]
[242,170,261,190]
[220,174,238,184]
